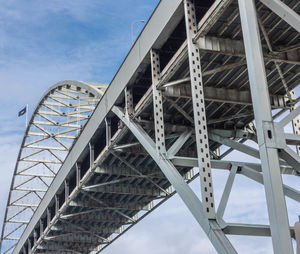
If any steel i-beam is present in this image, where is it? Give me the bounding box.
[184,0,216,219]
[238,0,294,253]
[151,49,166,153]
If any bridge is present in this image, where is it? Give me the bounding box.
[1,0,300,253]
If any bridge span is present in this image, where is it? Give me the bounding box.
[1,0,300,253]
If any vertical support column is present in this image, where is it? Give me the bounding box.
[105,118,111,147]
[65,180,69,202]
[150,49,166,153]
[125,87,134,116]
[89,142,94,168]
[55,195,59,213]
[184,0,215,219]
[27,239,31,254]
[76,162,81,186]
[295,217,300,254]
[46,208,51,228]
[39,220,43,238]
[33,230,37,246]
[22,245,26,254]
[238,0,293,253]
[290,90,300,155]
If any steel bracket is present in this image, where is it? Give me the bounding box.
[262,121,286,149]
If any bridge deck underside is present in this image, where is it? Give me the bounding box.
[8,0,300,253]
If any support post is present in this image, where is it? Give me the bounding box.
[125,87,134,116]
[76,162,81,186]
[46,208,51,228]
[184,0,215,219]
[33,230,37,246]
[105,118,111,147]
[89,142,94,168]
[238,0,294,253]
[55,195,59,213]
[27,239,31,254]
[64,180,69,202]
[39,220,43,238]
[150,49,166,153]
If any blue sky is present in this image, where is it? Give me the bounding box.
[0,1,298,254]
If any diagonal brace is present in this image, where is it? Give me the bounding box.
[167,130,192,158]
[112,106,237,254]
[260,0,300,33]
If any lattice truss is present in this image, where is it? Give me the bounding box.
[1,0,300,254]
[1,81,106,253]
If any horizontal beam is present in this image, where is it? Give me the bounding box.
[25,145,68,151]
[38,241,95,251]
[224,223,271,236]
[113,144,197,158]
[49,225,118,236]
[196,35,300,65]
[82,184,168,197]
[33,121,81,128]
[20,158,62,164]
[164,86,288,108]
[44,234,105,245]
[224,223,294,237]
[171,157,297,175]
[27,132,76,139]
[60,214,130,224]
[94,165,165,179]
[69,200,153,211]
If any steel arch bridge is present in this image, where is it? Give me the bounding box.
[1,81,107,253]
[1,0,300,253]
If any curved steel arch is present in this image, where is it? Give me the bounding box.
[1,80,107,254]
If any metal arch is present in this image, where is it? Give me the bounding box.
[0,80,107,254]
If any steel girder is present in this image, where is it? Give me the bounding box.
[2,0,300,254]
[238,0,297,252]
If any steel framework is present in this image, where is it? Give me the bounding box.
[0,0,299,253]
[0,81,107,253]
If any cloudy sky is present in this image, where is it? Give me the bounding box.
[0,1,298,254]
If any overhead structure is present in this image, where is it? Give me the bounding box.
[1,0,300,253]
